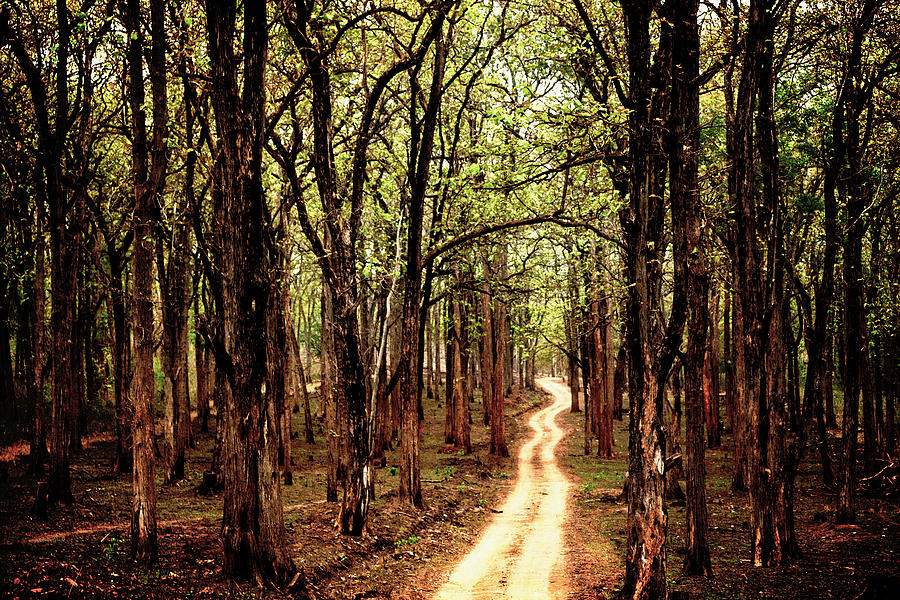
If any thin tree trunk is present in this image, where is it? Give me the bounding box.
[159,213,191,484]
[125,0,165,561]
[489,248,510,458]
[479,280,493,427]
[322,288,340,503]
[613,337,626,420]
[704,286,722,448]
[593,290,613,457]
[451,294,472,453]
[27,214,48,475]
[195,297,210,434]
[723,289,734,436]
[445,300,457,444]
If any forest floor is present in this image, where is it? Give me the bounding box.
[562,395,900,600]
[1,379,899,600]
[0,382,557,599]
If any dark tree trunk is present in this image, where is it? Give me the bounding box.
[704,287,722,448]
[432,309,442,403]
[47,167,78,505]
[279,4,447,526]
[727,0,799,565]
[205,0,295,581]
[426,303,435,400]
[321,289,341,503]
[838,146,865,525]
[372,286,391,465]
[1,281,18,428]
[103,235,131,473]
[667,370,685,499]
[886,336,897,454]
[398,14,447,508]
[159,207,191,484]
[619,2,668,597]
[581,327,593,455]
[27,212,48,475]
[196,298,210,434]
[836,0,882,523]
[291,315,315,445]
[271,256,292,487]
[125,0,166,561]
[69,266,85,452]
[567,267,582,413]
[673,0,711,574]
[723,290,734,436]
[445,300,456,444]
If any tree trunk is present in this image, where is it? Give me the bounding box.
[824,333,837,428]
[451,294,472,453]
[704,287,722,448]
[592,291,613,458]
[1,281,18,429]
[125,0,165,561]
[445,300,457,444]
[196,298,210,434]
[568,299,581,413]
[159,209,191,484]
[673,0,711,574]
[291,314,315,445]
[271,260,292,487]
[836,0,880,521]
[206,0,295,581]
[723,290,734,436]
[728,0,799,564]
[613,336,626,420]
[479,279,494,427]
[321,288,341,502]
[667,370,685,499]
[619,2,668,597]
[27,214,48,475]
[489,250,510,458]
[432,309,442,402]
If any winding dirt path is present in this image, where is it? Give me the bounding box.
[433,377,574,600]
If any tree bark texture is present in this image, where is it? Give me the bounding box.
[620,2,668,597]
[205,0,295,581]
[672,0,711,574]
[125,0,166,562]
[159,205,191,484]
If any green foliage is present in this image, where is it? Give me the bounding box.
[102,535,125,562]
[433,465,456,479]
[394,535,419,548]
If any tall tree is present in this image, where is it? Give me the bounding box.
[397,5,450,507]
[671,0,711,576]
[617,0,677,596]
[205,0,295,582]
[125,0,167,562]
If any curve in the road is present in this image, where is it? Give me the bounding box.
[433,377,573,600]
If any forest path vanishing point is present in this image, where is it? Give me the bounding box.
[433,377,575,600]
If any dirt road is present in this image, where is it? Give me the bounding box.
[433,378,574,600]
